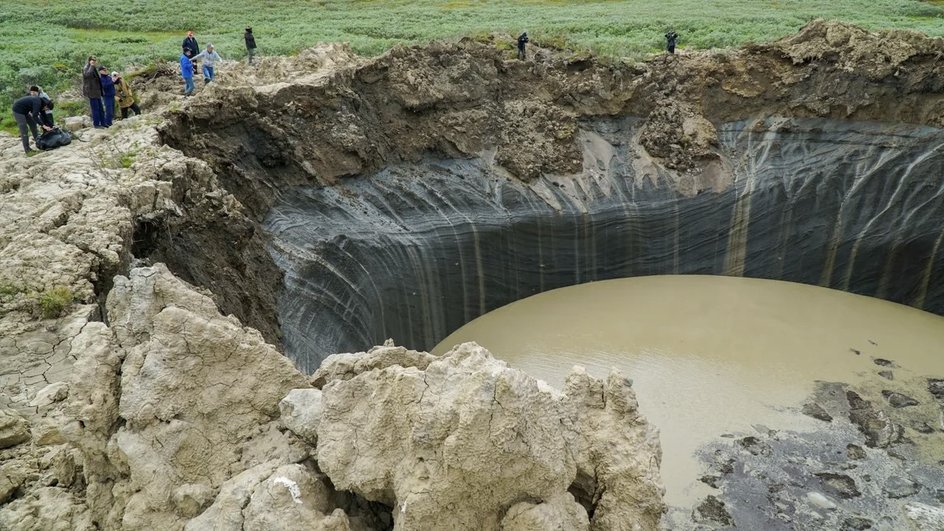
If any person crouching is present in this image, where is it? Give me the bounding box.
[10,94,53,154]
[112,71,141,119]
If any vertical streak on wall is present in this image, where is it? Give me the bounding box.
[673,198,681,275]
[915,225,944,309]
[537,220,545,293]
[843,143,941,292]
[472,225,486,316]
[725,128,767,276]
[821,148,894,288]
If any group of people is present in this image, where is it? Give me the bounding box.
[82,56,141,129]
[515,30,678,61]
[179,30,222,95]
[14,24,680,156]
[178,27,258,95]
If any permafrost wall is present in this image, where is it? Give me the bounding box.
[266,117,944,372]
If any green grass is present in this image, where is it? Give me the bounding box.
[36,286,74,319]
[0,281,23,299]
[2,0,944,130]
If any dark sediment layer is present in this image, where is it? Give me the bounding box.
[266,117,944,372]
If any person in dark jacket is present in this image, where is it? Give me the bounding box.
[99,66,116,126]
[244,27,257,64]
[30,85,54,127]
[517,31,529,60]
[82,56,105,128]
[183,30,200,57]
[11,95,53,154]
[665,31,679,54]
[180,49,195,96]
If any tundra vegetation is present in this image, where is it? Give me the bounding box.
[2,0,944,132]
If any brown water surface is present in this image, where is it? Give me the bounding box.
[433,275,944,507]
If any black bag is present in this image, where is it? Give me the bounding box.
[37,127,71,151]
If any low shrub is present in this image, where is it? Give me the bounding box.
[37,286,74,319]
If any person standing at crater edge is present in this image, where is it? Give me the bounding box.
[180,49,195,96]
[517,31,529,60]
[665,30,679,54]
[99,66,116,127]
[82,56,105,128]
[182,30,200,57]
[191,43,222,84]
[245,26,257,64]
[113,71,141,119]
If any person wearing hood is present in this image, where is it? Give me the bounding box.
[29,86,55,127]
[191,43,222,84]
[112,72,141,118]
[99,66,116,126]
[180,49,195,96]
[244,27,257,64]
[517,31,529,60]
[82,56,105,128]
[10,94,53,154]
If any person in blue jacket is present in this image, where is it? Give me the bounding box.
[180,49,195,96]
[99,66,116,126]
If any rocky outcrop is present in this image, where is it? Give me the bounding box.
[695,380,944,530]
[308,342,665,530]
[565,368,664,530]
[1,261,665,530]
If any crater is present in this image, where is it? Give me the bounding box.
[164,113,944,372]
[155,34,944,372]
[143,24,944,528]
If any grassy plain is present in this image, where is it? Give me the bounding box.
[2,0,944,132]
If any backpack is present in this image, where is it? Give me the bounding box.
[37,127,72,151]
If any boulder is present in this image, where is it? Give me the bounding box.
[63,115,91,132]
[311,342,437,388]
[0,409,29,449]
[94,264,306,529]
[317,342,577,529]
[279,389,323,445]
[564,368,666,530]
[500,492,589,531]
[315,342,665,530]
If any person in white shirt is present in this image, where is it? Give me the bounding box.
[191,44,223,84]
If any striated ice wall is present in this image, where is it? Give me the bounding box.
[265,117,944,372]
